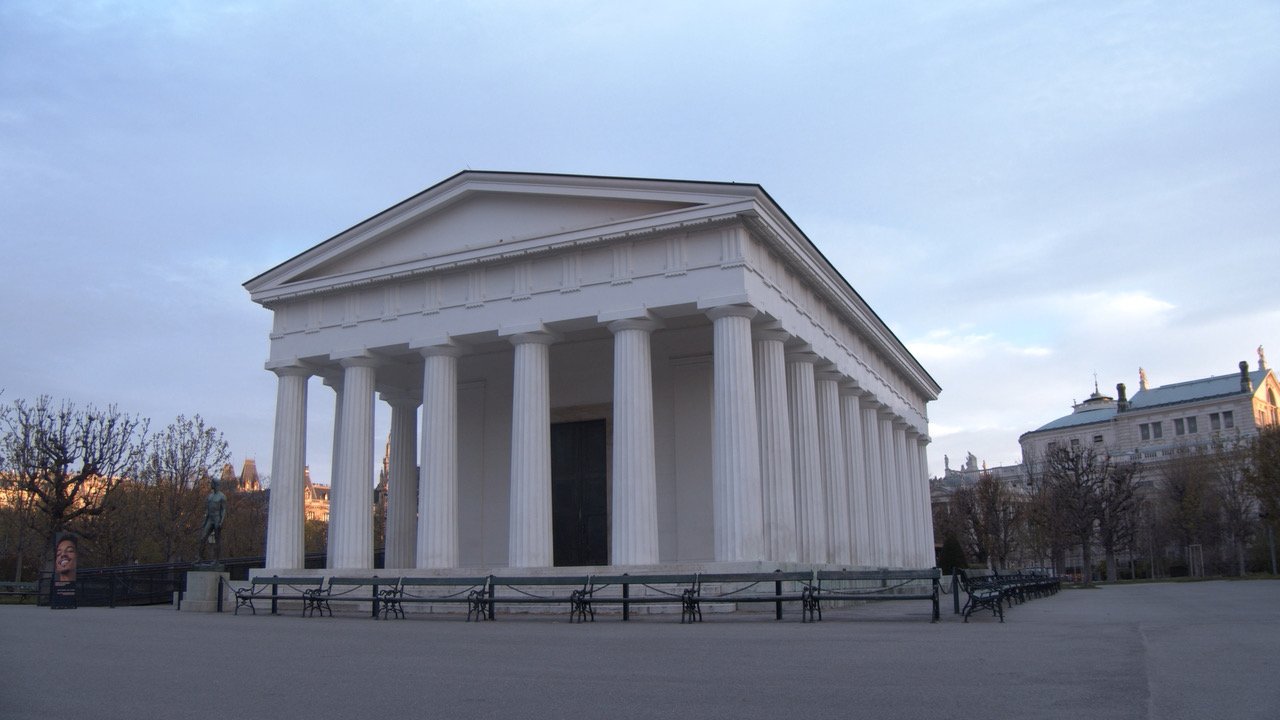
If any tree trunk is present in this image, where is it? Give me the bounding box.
[1105,549,1118,582]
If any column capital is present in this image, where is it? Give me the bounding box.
[704,304,757,323]
[784,344,820,365]
[839,380,868,397]
[380,390,421,409]
[506,331,560,346]
[266,360,311,378]
[499,320,560,339]
[499,322,560,346]
[598,306,661,325]
[411,336,466,358]
[753,328,791,343]
[815,366,844,383]
[606,317,663,334]
[332,350,381,369]
[752,320,790,344]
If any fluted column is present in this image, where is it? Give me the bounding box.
[265,365,309,569]
[330,355,377,569]
[383,392,420,569]
[507,331,557,567]
[918,437,936,567]
[754,326,797,562]
[839,384,871,567]
[607,316,661,565]
[816,370,851,565]
[787,348,827,563]
[705,305,764,562]
[911,430,931,567]
[861,402,887,566]
[323,376,343,562]
[878,411,902,567]
[417,344,461,569]
[894,423,914,567]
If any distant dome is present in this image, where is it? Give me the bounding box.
[1072,389,1114,414]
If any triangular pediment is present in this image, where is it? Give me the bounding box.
[295,192,697,283]
[246,171,763,299]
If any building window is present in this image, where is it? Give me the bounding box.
[1186,416,1197,433]
[1093,434,1104,443]
[1210,413,1221,431]
[1070,438,1080,449]
[1140,424,1151,441]
[1174,418,1185,436]
[1223,411,1234,429]
[1152,421,1163,439]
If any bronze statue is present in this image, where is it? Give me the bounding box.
[198,478,228,560]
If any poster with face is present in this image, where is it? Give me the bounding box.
[52,533,78,609]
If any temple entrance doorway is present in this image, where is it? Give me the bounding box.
[550,419,608,566]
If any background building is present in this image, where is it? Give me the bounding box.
[1020,351,1278,468]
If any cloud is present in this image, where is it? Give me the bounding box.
[908,327,1052,364]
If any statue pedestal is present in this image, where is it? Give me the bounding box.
[180,570,229,612]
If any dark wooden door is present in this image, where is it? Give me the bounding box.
[551,419,607,567]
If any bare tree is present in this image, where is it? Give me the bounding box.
[1097,460,1141,582]
[1159,448,1221,573]
[949,484,988,568]
[0,471,41,581]
[139,415,229,563]
[1040,445,1110,585]
[219,487,268,559]
[0,397,147,561]
[1022,465,1070,574]
[975,473,1020,570]
[1203,430,1254,571]
[1245,425,1280,573]
[1245,426,1280,519]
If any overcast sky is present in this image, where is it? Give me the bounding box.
[3,1,1277,485]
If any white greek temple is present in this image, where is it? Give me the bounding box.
[244,171,940,572]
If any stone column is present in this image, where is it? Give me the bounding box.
[902,428,920,567]
[839,384,871,567]
[323,376,343,561]
[918,437,936,567]
[901,420,921,566]
[507,331,557,568]
[705,305,764,562]
[417,343,461,569]
[383,392,420,569]
[816,370,851,565]
[607,316,661,565]
[330,355,377,569]
[860,401,887,566]
[753,326,797,563]
[265,365,309,570]
[878,411,902,567]
[787,348,827,564]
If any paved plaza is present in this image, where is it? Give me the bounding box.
[2,580,1278,719]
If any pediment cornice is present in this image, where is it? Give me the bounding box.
[249,204,751,304]
[245,171,769,302]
